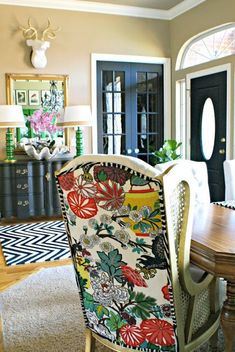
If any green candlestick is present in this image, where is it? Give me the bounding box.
[5,128,16,163]
[76,127,84,156]
[16,127,21,143]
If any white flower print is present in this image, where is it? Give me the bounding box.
[99,241,114,253]
[114,229,130,244]
[129,210,143,223]
[100,213,112,224]
[80,234,97,249]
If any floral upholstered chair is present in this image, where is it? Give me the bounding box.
[55,154,220,352]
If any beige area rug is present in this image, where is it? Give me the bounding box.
[0,265,228,352]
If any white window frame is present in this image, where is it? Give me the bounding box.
[91,53,171,153]
[176,23,235,70]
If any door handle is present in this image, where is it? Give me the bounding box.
[220,137,226,143]
[127,149,132,154]
[134,148,139,154]
[219,149,225,154]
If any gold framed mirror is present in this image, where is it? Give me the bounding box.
[5,73,69,144]
[6,73,68,107]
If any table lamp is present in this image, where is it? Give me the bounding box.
[58,105,92,156]
[0,105,25,162]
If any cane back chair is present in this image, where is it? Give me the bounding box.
[55,154,220,352]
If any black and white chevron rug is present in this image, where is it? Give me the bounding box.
[0,220,70,266]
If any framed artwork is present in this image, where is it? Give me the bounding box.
[29,90,40,106]
[41,90,51,103]
[16,90,27,105]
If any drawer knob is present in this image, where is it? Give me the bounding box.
[17,200,29,206]
[45,172,51,181]
[16,168,28,175]
[17,183,28,189]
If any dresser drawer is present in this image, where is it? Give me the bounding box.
[0,158,71,220]
[15,165,31,176]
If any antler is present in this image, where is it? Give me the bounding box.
[19,18,38,40]
[41,19,60,41]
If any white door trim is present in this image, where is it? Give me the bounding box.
[91,53,171,153]
[185,63,231,159]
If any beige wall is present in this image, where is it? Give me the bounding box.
[170,0,235,149]
[2,1,235,160]
[0,4,170,159]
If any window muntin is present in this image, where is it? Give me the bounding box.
[178,24,235,70]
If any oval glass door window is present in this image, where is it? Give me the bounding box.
[201,97,215,160]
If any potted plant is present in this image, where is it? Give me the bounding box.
[152,139,182,165]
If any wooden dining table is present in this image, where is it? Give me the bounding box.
[191,202,235,352]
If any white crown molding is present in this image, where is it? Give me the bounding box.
[168,0,206,19]
[0,0,206,20]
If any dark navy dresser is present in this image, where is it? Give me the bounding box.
[0,157,70,222]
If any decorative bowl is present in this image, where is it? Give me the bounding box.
[23,144,69,160]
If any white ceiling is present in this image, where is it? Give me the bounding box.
[78,0,184,11]
[0,0,206,19]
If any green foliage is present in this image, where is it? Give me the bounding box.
[95,305,109,319]
[129,291,156,320]
[83,291,95,311]
[96,170,108,182]
[106,311,125,331]
[152,139,182,165]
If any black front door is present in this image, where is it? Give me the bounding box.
[191,71,227,202]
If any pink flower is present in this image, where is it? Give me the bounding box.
[28,109,61,134]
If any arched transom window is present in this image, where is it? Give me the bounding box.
[177,23,235,70]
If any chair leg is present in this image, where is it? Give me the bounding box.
[91,337,96,352]
[85,328,93,352]
[209,329,218,352]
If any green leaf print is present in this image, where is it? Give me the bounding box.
[95,305,109,319]
[83,292,95,311]
[130,292,156,320]
[106,311,125,331]
[97,170,108,181]
[97,249,126,282]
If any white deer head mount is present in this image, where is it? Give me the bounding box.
[19,18,60,69]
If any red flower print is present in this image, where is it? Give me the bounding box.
[121,265,148,287]
[58,172,75,191]
[141,319,175,346]
[94,166,130,185]
[95,180,125,211]
[67,191,98,219]
[120,324,145,347]
[162,284,170,301]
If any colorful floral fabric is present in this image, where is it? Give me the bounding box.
[56,161,178,351]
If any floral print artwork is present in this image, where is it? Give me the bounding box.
[56,161,178,351]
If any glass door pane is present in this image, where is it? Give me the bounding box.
[100,69,127,154]
[135,67,163,164]
[97,61,163,164]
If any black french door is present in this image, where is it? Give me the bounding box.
[97,61,164,164]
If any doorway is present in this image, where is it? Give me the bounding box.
[96,61,164,164]
[190,71,227,202]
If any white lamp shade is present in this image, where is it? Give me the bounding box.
[58,105,92,127]
[0,105,25,128]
